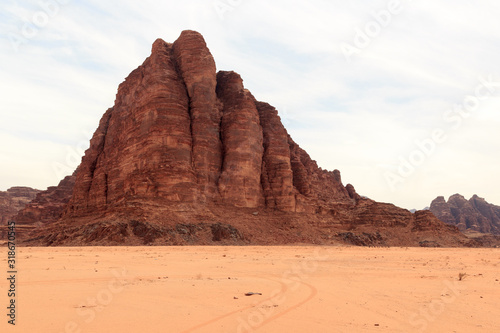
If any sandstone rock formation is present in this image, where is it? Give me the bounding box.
[62,30,357,218]
[430,194,500,234]
[0,187,40,239]
[0,187,40,225]
[20,30,472,247]
[15,173,76,226]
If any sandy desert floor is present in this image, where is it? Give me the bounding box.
[1,246,499,333]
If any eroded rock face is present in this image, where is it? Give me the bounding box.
[172,31,222,200]
[67,38,199,215]
[430,194,500,234]
[216,71,265,207]
[0,187,40,225]
[14,174,76,226]
[20,30,470,247]
[255,101,295,211]
[62,30,355,218]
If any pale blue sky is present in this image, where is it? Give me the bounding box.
[1,0,500,209]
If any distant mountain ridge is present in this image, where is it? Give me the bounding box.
[410,207,429,214]
[0,187,40,239]
[430,194,500,234]
[0,187,40,225]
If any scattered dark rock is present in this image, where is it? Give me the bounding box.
[210,223,243,242]
[338,232,384,246]
[419,240,441,248]
[245,292,262,296]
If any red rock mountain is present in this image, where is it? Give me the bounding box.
[0,187,40,224]
[430,194,500,234]
[19,30,473,247]
[0,187,40,239]
[63,31,357,217]
[14,173,76,226]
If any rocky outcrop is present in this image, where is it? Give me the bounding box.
[255,101,295,211]
[430,194,500,234]
[14,173,76,226]
[0,187,40,225]
[0,187,40,240]
[216,71,265,207]
[20,30,472,247]
[429,196,456,225]
[172,31,222,200]
[62,30,355,220]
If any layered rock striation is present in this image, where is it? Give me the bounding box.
[430,194,500,234]
[20,30,471,247]
[63,30,356,218]
[0,187,40,225]
[15,173,76,226]
[0,187,40,239]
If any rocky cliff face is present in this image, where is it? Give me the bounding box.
[63,30,356,218]
[21,30,471,247]
[0,187,40,240]
[0,187,40,225]
[430,194,500,234]
[15,173,76,226]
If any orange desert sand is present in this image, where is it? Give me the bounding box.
[2,246,499,333]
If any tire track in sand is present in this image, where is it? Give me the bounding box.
[255,280,317,330]
[179,277,288,333]
[180,275,318,332]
